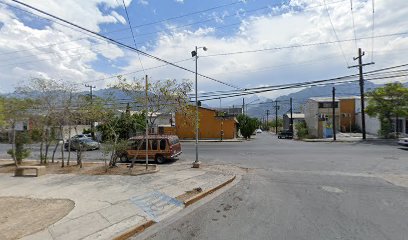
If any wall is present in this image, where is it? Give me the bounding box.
[175,107,237,139]
[339,99,356,132]
[304,100,319,137]
[355,113,381,135]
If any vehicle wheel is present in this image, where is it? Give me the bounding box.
[155,155,166,164]
[119,155,129,162]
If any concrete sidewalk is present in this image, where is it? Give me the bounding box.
[0,163,237,240]
[180,139,243,143]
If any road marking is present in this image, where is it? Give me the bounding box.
[321,186,344,193]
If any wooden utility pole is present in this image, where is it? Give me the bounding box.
[290,97,293,132]
[348,48,374,140]
[266,110,270,125]
[85,84,96,139]
[242,98,245,115]
[145,75,149,170]
[332,87,336,141]
[274,101,280,134]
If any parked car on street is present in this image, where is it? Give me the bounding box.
[117,135,182,164]
[398,138,408,147]
[64,138,100,151]
[278,129,293,139]
[256,129,263,134]
[71,134,92,139]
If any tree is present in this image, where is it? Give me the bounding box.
[237,114,259,139]
[114,76,192,132]
[366,82,408,138]
[295,121,308,139]
[16,78,75,165]
[1,98,34,166]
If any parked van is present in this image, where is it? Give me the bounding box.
[118,135,182,164]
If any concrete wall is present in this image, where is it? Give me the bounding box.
[304,100,319,137]
[355,113,381,135]
[175,107,237,139]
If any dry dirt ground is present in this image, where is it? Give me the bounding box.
[0,162,157,176]
[0,197,74,240]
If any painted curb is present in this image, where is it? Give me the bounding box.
[112,220,155,240]
[112,174,236,239]
[184,175,236,207]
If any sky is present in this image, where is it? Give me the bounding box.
[0,0,407,104]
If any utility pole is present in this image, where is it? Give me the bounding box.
[145,75,149,170]
[332,87,336,141]
[274,101,280,134]
[242,98,245,115]
[85,84,96,139]
[266,110,270,125]
[290,97,293,133]
[348,48,374,140]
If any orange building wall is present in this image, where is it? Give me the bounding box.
[339,99,356,132]
[175,107,237,139]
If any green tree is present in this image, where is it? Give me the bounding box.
[1,98,34,166]
[295,121,308,139]
[237,114,259,139]
[366,83,408,138]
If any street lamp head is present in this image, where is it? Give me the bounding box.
[203,46,208,51]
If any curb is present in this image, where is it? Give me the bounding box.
[112,220,155,240]
[184,175,236,207]
[112,174,236,240]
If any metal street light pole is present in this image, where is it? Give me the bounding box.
[192,46,207,168]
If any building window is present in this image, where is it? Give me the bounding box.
[318,102,338,108]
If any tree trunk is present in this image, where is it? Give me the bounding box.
[44,128,50,164]
[109,134,118,168]
[11,123,17,167]
[67,125,72,165]
[60,126,65,168]
[51,141,59,163]
[40,127,45,164]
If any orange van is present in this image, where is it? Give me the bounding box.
[118,135,182,164]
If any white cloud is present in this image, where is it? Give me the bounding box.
[0,1,127,92]
[0,0,407,98]
[175,0,184,3]
[119,0,408,101]
[111,11,126,25]
[138,0,148,6]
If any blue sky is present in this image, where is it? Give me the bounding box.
[0,0,407,105]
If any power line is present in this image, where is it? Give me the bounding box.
[371,0,375,62]
[323,0,349,67]
[1,0,345,61]
[194,63,408,99]
[121,0,145,75]
[349,0,358,49]
[10,0,241,90]
[0,0,243,56]
[200,31,408,58]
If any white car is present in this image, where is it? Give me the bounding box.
[256,129,263,134]
[398,138,408,147]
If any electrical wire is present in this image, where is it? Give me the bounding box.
[323,0,349,67]
[371,0,375,62]
[10,0,241,90]
[350,0,358,49]
[121,0,145,75]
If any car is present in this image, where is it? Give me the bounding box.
[71,134,92,139]
[64,138,100,151]
[398,138,408,147]
[256,129,263,134]
[117,135,182,164]
[278,129,293,139]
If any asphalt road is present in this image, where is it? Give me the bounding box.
[142,134,408,240]
[2,134,408,239]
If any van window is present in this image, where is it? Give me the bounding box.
[160,139,166,150]
[151,139,158,150]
